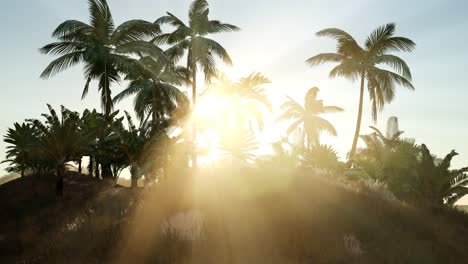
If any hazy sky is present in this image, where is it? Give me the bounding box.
[1,0,468,176]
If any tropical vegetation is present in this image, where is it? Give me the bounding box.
[2,0,467,227]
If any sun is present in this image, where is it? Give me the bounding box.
[191,90,282,164]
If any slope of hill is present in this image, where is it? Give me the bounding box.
[1,171,468,263]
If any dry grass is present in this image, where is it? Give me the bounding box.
[1,169,468,263]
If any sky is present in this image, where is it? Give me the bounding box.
[1,0,468,177]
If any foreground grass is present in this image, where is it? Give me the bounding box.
[1,169,468,263]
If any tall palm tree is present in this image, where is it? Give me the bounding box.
[277,87,343,148]
[306,23,415,160]
[154,0,240,167]
[40,0,162,116]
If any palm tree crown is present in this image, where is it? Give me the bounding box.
[40,0,162,115]
[277,87,343,148]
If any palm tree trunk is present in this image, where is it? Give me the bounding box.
[112,166,118,181]
[349,73,366,162]
[56,166,64,196]
[101,163,113,179]
[191,63,198,170]
[95,157,100,178]
[152,81,158,128]
[78,157,82,173]
[130,164,139,188]
[88,156,94,177]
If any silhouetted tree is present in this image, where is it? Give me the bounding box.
[307,23,415,160]
[277,87,343,148]
[412,144,468,206]
[40,0,162,115]
[3,123,38,177]
[154,0,239,167]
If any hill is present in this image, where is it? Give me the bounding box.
[1,171,468,263]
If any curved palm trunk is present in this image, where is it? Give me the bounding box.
[349,73,366,162]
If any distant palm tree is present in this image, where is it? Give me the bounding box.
[277,87,343,148]
[307,23,415,160]
[235,73,272,128]
[204,72,271,131]
[368,116,405,148]
[3,123,38,177]
[40,0,162,116]
[303,144,341,172]
[154,0,240,167]
[218,130,258,164]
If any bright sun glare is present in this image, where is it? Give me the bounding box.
[191,83,280,165]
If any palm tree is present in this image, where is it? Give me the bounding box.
[303,144,341,172]
[80,109,101,176]
[40,0,162,116]
[201,72,271,132]
[3,123,39,177]
[267,138,303,169]
[29,105,92,196]
[154,0,240,167]
[218,130,258,164]
[234,72,272,130]
[113,56,190,128]
[413,144,468,206]
[307,23,415,160]
[368,116,405,147]
[113,111,150,188]
[92,110,122,179]
[277,87,343,148]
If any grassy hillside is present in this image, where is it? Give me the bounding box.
[1,171,468,263]
[0,172,19,185]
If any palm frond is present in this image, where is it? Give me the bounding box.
[208,20,240,33]
[88,0,115,43]
[40,51,84,78]
[372,54,412,80]
[306,53,345,66]
[51,20,92,38]
[111,20,161,45]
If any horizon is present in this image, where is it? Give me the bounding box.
[1,0,468,173]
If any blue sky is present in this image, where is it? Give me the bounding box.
[1,0,468,175]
